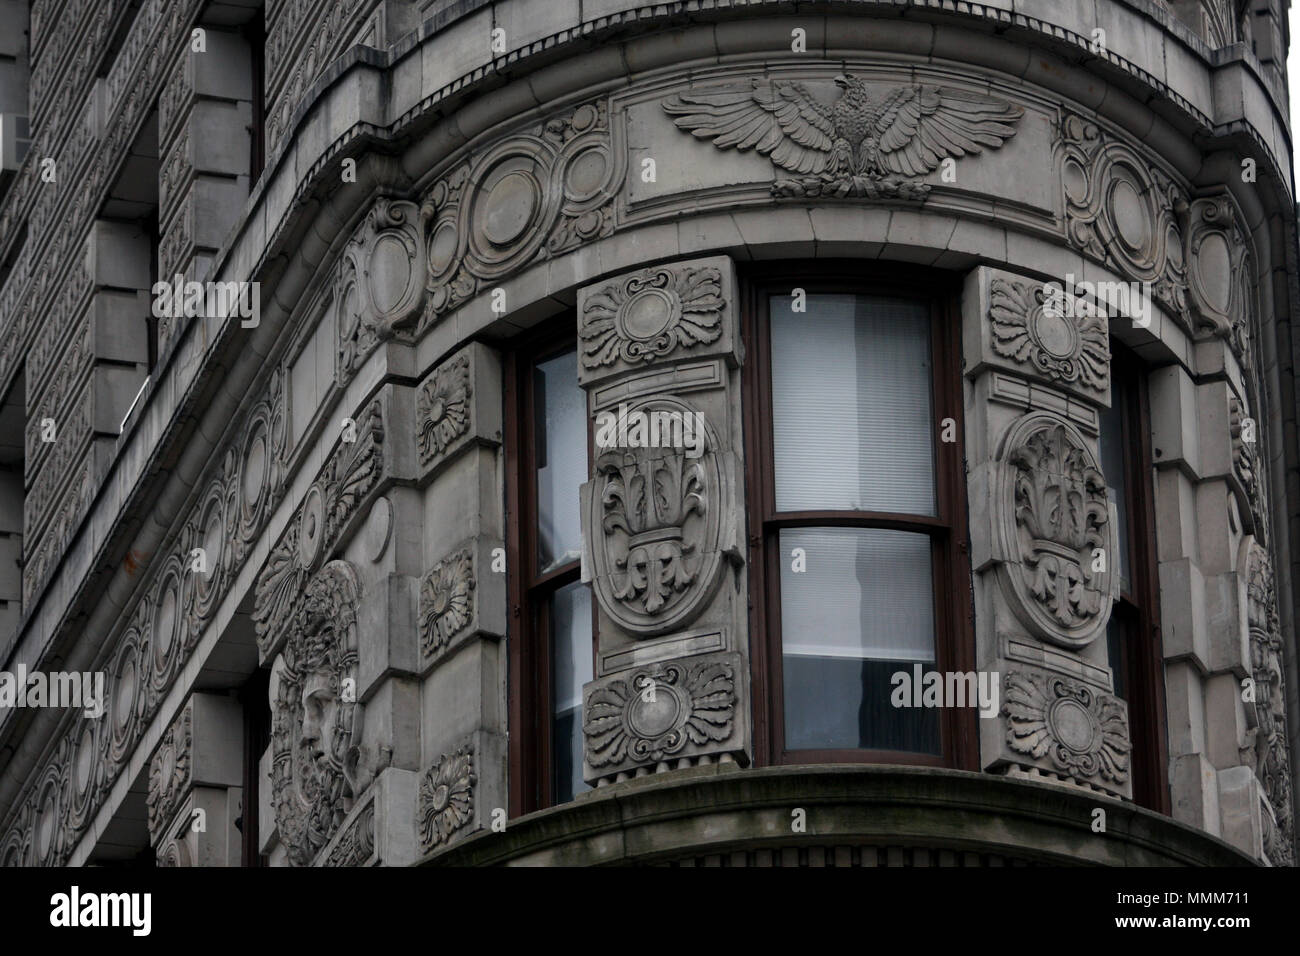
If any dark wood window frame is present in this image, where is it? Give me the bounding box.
[504,319,593,816]
[1106,343,1169,814]
[740,262,978,772]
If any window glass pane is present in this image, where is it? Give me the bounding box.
[770,294,935,515]
[780,527,939,753]
[535,348,586,573]
[550,581,593,804]
[1106,614,1127,701]
[1098,371,1131,594]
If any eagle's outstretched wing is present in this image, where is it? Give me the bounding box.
[875,87,1023,177]
[662,79,836,175]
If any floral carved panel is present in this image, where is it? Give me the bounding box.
[419,547,475,667]
[582,652,742,781]
[578,264,725,382]
[988,276,1110,403]
[1003,668,1131,788]
[994,412,1116,647]
[418,743,476,853]
[417,352,472,472]
[585,398,729,637]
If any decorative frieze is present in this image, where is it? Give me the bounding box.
[323,798,376,867]
[417,99,625,334]
[1,365,288,864]
[255,398,386,658]
[146,702,193,843]
[1056,111,1188,317]
[663,77,1022,200]
[337,199,427,379]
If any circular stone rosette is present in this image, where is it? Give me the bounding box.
[993,412,1115,648]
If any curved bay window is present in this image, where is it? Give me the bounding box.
[1099,342,1168,812]
[506,328,593,814]
[743,267,975,769]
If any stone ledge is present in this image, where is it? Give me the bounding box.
[420,764,1259,866]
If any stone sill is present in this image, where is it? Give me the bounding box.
[420,764,1259,866]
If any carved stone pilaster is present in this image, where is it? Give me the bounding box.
[576,256,750,785]
[964,266,1129,799]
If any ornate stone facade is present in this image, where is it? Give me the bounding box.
[0,0,1294,871]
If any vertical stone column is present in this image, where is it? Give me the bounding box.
[157,29,254,356]
[575,255,749,786]
[147,694,244,866]
[410,341,508,857]
[962,266,1130,799]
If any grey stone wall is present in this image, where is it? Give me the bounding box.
[0,0,1296,866]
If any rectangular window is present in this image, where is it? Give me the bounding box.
[744,267,974,769]
[1099,342,1167,812]
[506,329,593,813]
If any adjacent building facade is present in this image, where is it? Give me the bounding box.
[0,0,1296,866]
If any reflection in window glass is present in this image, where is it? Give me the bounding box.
[1098,376,1131,594]
[769,294,934,515]
[779,527,939,753]
[550,581,593,804]
[535,349,586,573]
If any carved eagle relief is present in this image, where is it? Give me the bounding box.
[662,74,1024,199]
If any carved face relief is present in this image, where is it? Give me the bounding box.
[587,399,726,636]
[272,562,362,867]
[995,414,1114,647]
